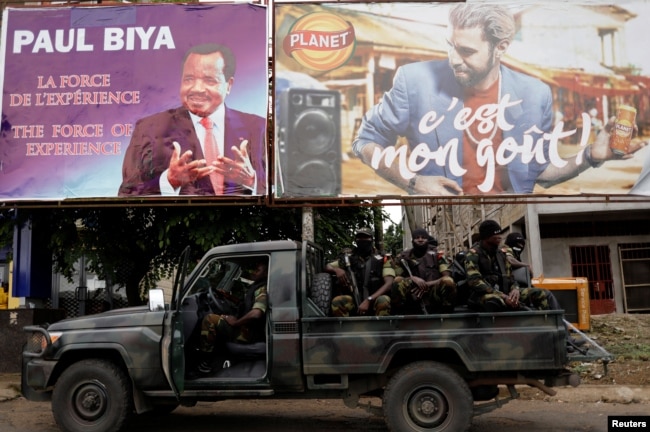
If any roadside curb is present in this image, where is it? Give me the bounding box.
[0,374,21,402]
[0,388,20,402]
[517,385,650,404]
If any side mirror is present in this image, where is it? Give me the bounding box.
[148,288,166,312]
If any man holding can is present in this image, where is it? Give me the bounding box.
[353,3,645,196]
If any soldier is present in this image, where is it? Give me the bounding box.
[327,227,395,317]
[427,235,438,251]
[504,232,534,278]
[393,228,457,314]
[466,220,588,351]
[193,259,268,377]
[465,220,560,312]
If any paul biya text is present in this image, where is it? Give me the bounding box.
[12,27,174,54]
[369,94,594,192]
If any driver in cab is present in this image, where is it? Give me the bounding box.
[193,259,268,377]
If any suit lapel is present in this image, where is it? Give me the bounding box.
[500,66,524,132]
[223,106,246,159]
[171,108,203,158]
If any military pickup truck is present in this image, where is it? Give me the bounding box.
[22,240,602,432]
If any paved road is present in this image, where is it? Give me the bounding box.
[1,396,649,432]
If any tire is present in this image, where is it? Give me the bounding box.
[52,359,133,432]
[383,361,473,432]
[310,272,333,315]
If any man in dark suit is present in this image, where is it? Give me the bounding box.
[119,43,266,196]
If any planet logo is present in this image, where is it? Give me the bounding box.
[283,12,356,72]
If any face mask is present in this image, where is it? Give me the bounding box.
[356,240,373,256]
[412,241,428,255]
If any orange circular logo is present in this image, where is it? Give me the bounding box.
[283,12,356,72]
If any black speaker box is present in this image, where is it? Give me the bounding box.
[277,88,341,197]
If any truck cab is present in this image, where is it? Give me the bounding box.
[164,240,320,396]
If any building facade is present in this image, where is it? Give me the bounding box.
[407,198,650,314]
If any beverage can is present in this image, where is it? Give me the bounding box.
[609,105,636,155]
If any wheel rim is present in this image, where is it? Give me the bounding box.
[404,385,450,429]
[71,380,109,422]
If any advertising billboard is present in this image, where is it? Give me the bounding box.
[274,1,650,199]
[0,3,268,201]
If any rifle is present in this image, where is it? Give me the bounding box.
[400,259,428,315]
[344,253,362,307]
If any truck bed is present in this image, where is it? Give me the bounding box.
[301,310,567,376]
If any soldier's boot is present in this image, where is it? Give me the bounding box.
[190,351,223,378]
[567,337,588,354]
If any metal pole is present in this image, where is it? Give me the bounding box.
[302,207,314,242]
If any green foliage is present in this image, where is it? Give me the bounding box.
[383,222,404,256]
[1,205,395,306]
[314,206,375,260]
[605,342,650,360]
[0,210,18,257]
[75,205,305,304]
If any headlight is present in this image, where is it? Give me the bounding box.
[25,332,46,355]
[24,329,62,357]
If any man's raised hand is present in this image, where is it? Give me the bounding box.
[167,141,212,188]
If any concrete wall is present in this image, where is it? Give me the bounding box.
[421,199,650,313]
[541,234,650,312]
[0,309,65,373]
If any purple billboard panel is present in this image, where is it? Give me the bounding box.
[0,3,268,201]
[273,2,650,199]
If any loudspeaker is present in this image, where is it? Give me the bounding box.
[277,88,341,197]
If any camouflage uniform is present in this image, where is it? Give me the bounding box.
[503,245,517,263]
[465,242,558,311]
[393,249,457,314]
[503,244,521,272]
[503,244,531,285]
[200,281,268,353]
[330,251,395,317]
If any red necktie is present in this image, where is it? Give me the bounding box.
[200,117,224,194]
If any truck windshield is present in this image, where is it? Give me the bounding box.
[185,255,269,302]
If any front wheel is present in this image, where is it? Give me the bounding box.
[383,361,473,432]
[52,359,133,432]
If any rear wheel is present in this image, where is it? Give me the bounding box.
[383,361,473,432]
[52,359,132,432]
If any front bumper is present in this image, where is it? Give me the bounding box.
[21,325,57,401]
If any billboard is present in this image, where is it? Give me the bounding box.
[0,3,268,201]
[273,1,650,199]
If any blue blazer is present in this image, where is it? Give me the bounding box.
[353,60,553,193]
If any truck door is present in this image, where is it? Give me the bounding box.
[162,247,190,398]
